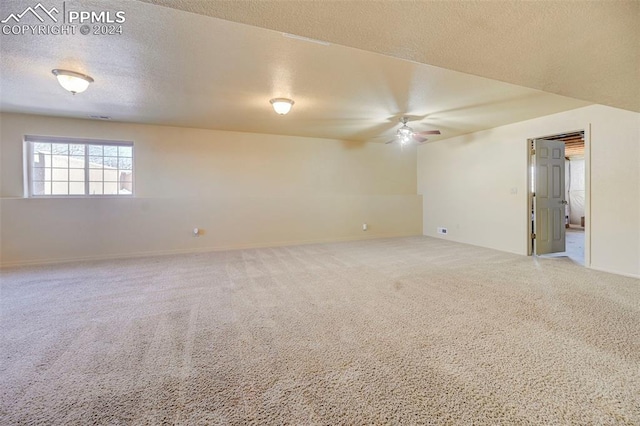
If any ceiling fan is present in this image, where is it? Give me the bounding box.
[385,116,441,145]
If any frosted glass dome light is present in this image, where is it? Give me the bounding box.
[269,98,294,115]
[51,69,94,94]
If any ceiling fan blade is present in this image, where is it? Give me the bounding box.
[416,130,441,136]
[385,139,396,144]
[412,134,428,143]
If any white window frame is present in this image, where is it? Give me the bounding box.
[24,135,134,198]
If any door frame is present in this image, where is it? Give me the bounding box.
[526,125,591,267]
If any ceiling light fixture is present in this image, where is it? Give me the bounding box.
[397,126,413,145]
[51,69,94,94]
[270,98,294,115]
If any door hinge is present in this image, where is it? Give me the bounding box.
[531,233,536,240]
[531,148,535,155]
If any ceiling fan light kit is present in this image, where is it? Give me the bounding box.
[270,98,294,115]
[51,69,94,94]
[397,124,413,145]
[386,116,441,146]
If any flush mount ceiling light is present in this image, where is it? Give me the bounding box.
[269,98,294,115]
[51,69,94,94]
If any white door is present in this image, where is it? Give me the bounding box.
[534,139,566,255]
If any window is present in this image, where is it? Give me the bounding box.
[25,136,134,197]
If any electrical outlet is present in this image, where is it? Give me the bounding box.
[437,227,448,235]
[362,223,368,231]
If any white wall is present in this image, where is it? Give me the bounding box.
[0,113,422,266]
[418,105,640,278]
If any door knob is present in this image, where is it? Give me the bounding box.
[560,200,568,205]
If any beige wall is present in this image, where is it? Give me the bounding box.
[418,104,640,278]
[0,113,422,266]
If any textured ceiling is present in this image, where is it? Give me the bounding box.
[141,0,640,113]
[1,0,591,142]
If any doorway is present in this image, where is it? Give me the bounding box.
[528,131,587,266]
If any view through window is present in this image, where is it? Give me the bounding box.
[25,136,133,196]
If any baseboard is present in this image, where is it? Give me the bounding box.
[588,266,640,280]
[0,232,421,268]
[424,233,639,280]
[424,233,528,257]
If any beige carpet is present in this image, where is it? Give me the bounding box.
[1,236,639,425]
